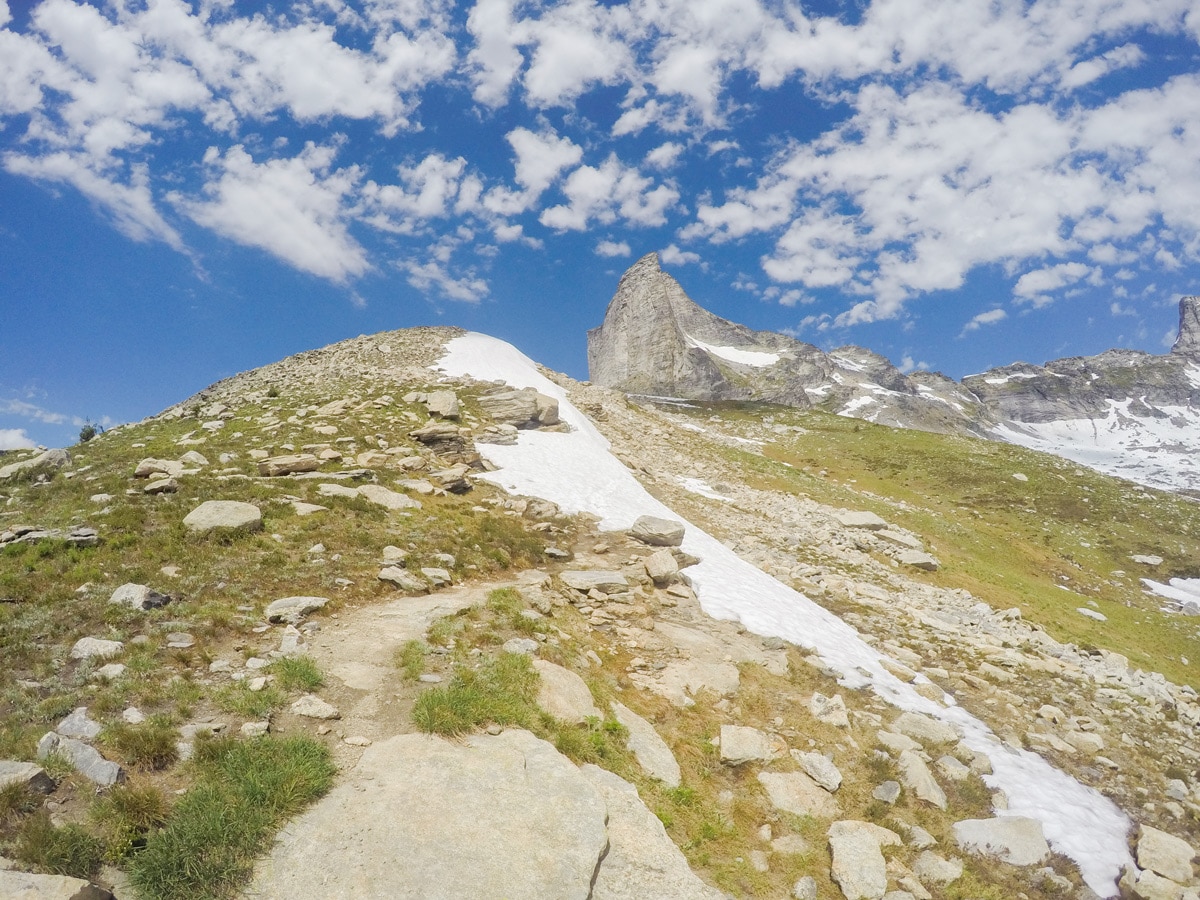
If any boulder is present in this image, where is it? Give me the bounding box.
[290,695,340,720]
[70,637,123,661]
[560,571,629,594]
[0,448,70,482]
[265,596,329,624]
[913,851,963,885]
[109,583,171,611]
[629,516,685,547]
[1137,824,1196,884]
[478,388,560,428]
[182,500,262,534]
[897,550,939,571]
[533,660,600,724]
[827,820,901,900]
[610,701,680,787]
[56,708,101,740]
[425,390,460,419]
[898,750,947,809]
[891,711,958,746]
[0,760,54,794]
[720,725,786,765]
[357,484,422,510]
[583,765,725,899]
[952,817,1049,866]
[258,454,320,476]
[248,730,608,899]
[833,510,888,530]
[133,457,184,478]
[758,771,841,820]
[1122,867,1187,900]
[317,483,360,499]
[36,733,123,787]
[792,750,843,792]
[378,567,429,593]
[810,692,851,727]
[643,549,680,585]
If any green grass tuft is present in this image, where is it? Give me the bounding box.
[101,715,180,770]
[13,812,105,879]
[413,652,540,736]
[128,735,334,900]
[269,656,324,693]
[395,639,428,681]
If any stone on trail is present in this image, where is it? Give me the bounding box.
[952,817,1050,867]
[533,659,601,724]
[265,596,329,624]
[247,730,609,900]
[582,764,725,900]
[1137,824,1196,884]
[629,515,685,547]
[290,695,340,720]
[182,500,262,534]
[109,583,171,611]
[610,701,681,788]
[560,570,629,594]
[378,566,428,593]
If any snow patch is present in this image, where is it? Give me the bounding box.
[838,396,877,416]
[685,335,780,367]
[436,332,1133,896]
[678,477,732,501]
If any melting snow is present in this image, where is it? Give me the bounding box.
[838,396,877,416]
[1142,578,1200,613]
[437,333,1132,895]
[685,335,780,367]
[677,477,732,501]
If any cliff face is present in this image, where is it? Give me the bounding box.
[588,255,1200,495]
[587,253,991,436]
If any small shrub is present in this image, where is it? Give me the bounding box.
[101,716,179,770]
[14,812,105,879]
[413,653,540,736]
[78,423,99,443]
[396,640,428,681]
[269,656,324,693]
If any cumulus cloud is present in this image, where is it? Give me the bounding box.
[540,154,678,230]
[403,258,488,302]
[175,143,368,281]
[960,308,1008,336]
[595,239,631,257]
[0,428,35,450]
[1013,263,1092,305]
[660,243,700,265]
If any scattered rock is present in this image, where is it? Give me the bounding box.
[502,638,539,655]
[793,750,843,792]
[827,820,901,900]
[36,733,123,786]
[872,781,901,804]
[109,583,172,611]
[56,708,102,740]
[720,725,786,765]
[533,659,601,724]
[378,567,428,593]
[133,457,182,479]
[897,550,939,571]
[1137,824,1196,884]
[0,761,54,794]
[913,851,963,885]
[425,390,461,419]
[182,500,263,534]
[810,692,851,727]
[758,771,841,820]
[891,711,958,746]
[421,567,452,587]
[265,596,329,624]
[70,637,123,661]
[610,702,680,787]
[898,751,947,809]
[560,570,629,594]
[0,870,115,900]
[952,817,1050,866]
[629,516,685,547]
[290,695,340,720]
[643,549,680,585]
[833,510,889,530]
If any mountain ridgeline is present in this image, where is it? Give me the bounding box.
[588,253,1200,495]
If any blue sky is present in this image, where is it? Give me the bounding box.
[2,0,1200,450]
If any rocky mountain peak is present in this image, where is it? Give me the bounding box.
[1171,296,1200,358]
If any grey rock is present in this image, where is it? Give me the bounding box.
[290,695,340,720]
[1137,824,1196,884]
[792,750,843,792]
[258,453,321,476]
[827,820,901,900]
[533,659,600,724]
[1122,866,1186,900]
[109,582,171,611]
[421,567,452,587]
[720,725,786,765]
[758,771,840,820]
[182,500,262,534]
[425,390,461,419]
[134,457,185,480]
[898,750,947,809]
[0,761,54,794]
[611,701,680,787]
[872,781,901,804]
[357,484,422,510]
[643,549,680,585]
[810,691,851,727]
[477,387,560,428]
[70,637,123,660]
[913,850,963,885]
[248,730,608,900]
[56,708,102,740]
[0,448,70,482]
[378,566,428,593]
[317,482,360,498]
[891,711,958,745]
[36,733,123,786]
[934,755,971,781]
[583,764,725,899]
[265,596,329,623]
[793,875,818,900]
[143,476,178,494]
[560,570,629,594]
[629,516,685,547]
[834,510,889,530]
[502,638,539,655]
[898,550,939,571]
[952,817,1050,866]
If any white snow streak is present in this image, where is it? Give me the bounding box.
[436,332,1132,895]
[685,335,780,367]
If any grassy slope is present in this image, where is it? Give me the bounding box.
[675,401,1200,692]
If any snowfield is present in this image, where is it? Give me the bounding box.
[438,332,1133,896]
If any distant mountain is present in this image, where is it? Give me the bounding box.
[588,253,1200,495]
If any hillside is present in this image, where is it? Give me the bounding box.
[0,327,1197,900]
[589,253,1200,496]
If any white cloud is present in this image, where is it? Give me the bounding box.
[897,355,930,373]
[0,428,35,450]
[176,143,368,281]
[960,308,1008,335]
[507,126,582,197]
[540,154,678,230]
[1013,262,1092,305]
[519,0,631,107]
[1061,43,1145,89]
[660,243,700,265]
[595,239,631,257]
[403,258,488,302]
[362,153,469,233]
[645,141,684,170]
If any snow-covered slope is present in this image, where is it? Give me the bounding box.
[438,332,1132,896]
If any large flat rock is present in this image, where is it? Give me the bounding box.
[248,730,609,899]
